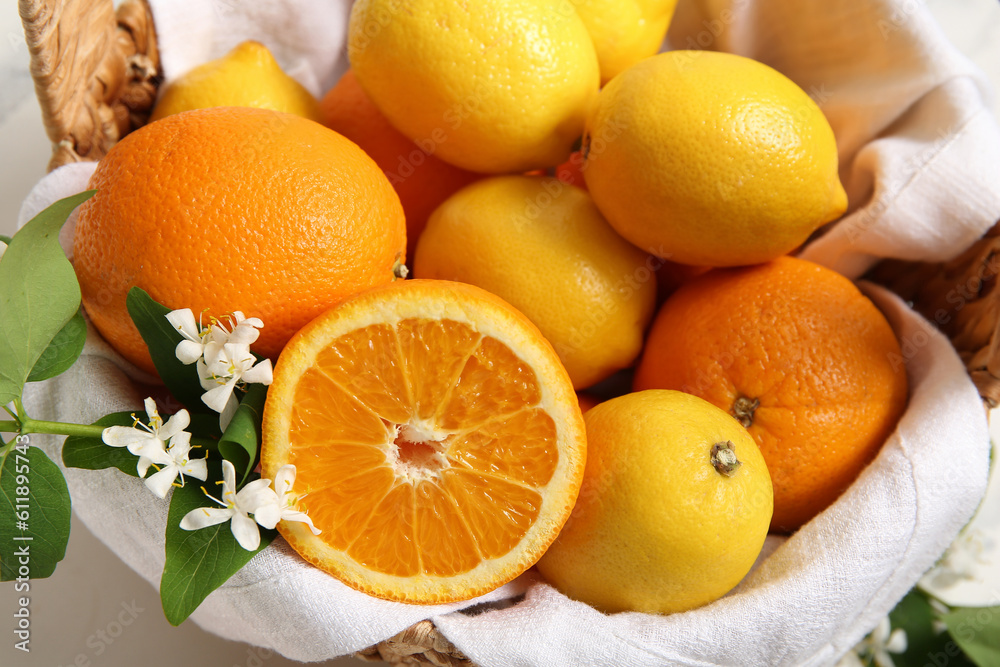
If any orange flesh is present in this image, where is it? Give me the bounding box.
[287,318,557,578]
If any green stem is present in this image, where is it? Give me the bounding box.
[19,419,107,439]
[0,419,216,449]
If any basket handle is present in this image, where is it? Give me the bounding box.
[19,0,160,171]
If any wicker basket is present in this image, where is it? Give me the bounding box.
[17,0,1000,664]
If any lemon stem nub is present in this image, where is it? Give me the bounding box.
[711,441,741,477]
[393,257,409,280]
[731,396,760,428]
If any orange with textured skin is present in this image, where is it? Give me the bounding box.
[320,71,480,260]
[73,107,405,374]
[634,257,908,532]
[261,280,587,603]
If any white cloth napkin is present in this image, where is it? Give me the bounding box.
[18,0,1000,664]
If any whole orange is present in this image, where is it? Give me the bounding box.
[73,106,406,375]
[319,70,480,260]
[634,257,908,532]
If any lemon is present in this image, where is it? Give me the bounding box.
[536,390,773,614]
[150,41,321,122]
[413,175,657,389]
[583,51,848,267]
[572,0,679,83]
[348,0,600,173]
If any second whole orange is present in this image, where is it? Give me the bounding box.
[73,106,406,375]
[319,70,481,260]
[634,257,908,532]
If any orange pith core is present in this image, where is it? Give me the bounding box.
[287,318,559,579]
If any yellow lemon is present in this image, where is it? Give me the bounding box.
[151,41,321,122]
[572,0,679,83]
[348,0,600,173]
[414,175,656,389]
[536,390,773,614]
[583,51,847,267]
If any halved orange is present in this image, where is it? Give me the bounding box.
[261,279,587,603]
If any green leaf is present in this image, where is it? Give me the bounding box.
[219,384,267,486]
[889,589,976,667]
[0,191,95,406]
[160,461,275,625]
[944,606,1000,667]
[63,411,221,477]
[26,309,87,382]
[0,234,12,245]
[126,288,208,413]
[0,444,72,580]
[62,411,143,476]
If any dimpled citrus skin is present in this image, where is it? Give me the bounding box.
[634,257,909,531]
[73,106,406,375]
[319,70,481,261]
[414,176,656,389]
[583,51,848,267]
[348,0,600,173]
[150,41,321,122]
[536,390,772,614]
[572,0,679,83]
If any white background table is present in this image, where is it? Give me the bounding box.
[1,1,999,665]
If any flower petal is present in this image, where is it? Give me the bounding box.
[136,455,154,478]
[128,438,170,465]
[228,320,262,346]
[203,378,238,413]
[144,465,179,499]
[253,502,281,530]
[273,465,296,496]
[237,479,279,514]
[281,509,322,535]
[180,506,233,531]
[230,511,261,551]
[241,359,273,386]
[182,457,209,482]
[166,430,192,458]
[143,396,159,422]
[165,308,199,339]
[159,409,191,441]
[219,393,239,432]
[221,459,237,497]
[102,426,147,449]
[175,339,205,365]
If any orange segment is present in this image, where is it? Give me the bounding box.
[347,484,420,577]
[289,368,390,446]
[299,466,395,551]
[446,409,559,487]
[396,318,481,421]
[438,335,543,429]
[441,469,543,559]
[414,481,482,576]
[262,280,586,604]
[314,323,411,424]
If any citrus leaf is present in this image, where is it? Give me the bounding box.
[219,383,267,487]
[161,461,275,625]
[63,411,221,477]
[0,191,95,406]
[62,411,143,477]
[0,234,12,245]
[126,288,209,413]
[26,309,87,382]
[944,606,1000,667]
[889,589,975,667]
[0,444,71,580]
